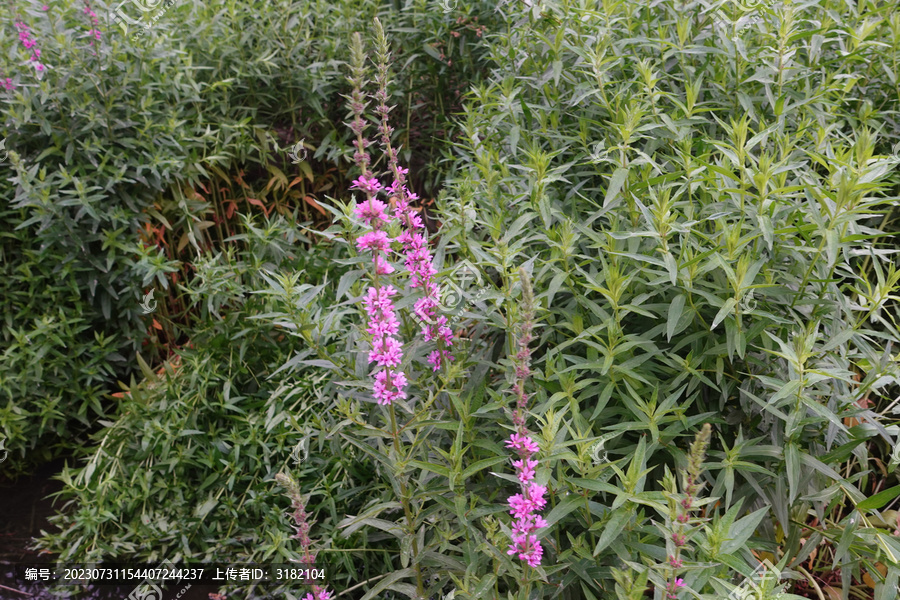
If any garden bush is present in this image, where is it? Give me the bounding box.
[31,212,363,568]
[0,0,498,471]
[249,1,900,599]
[23,0,900,600]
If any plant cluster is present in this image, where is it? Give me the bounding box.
[18,1,900,600]
[0,0,499,471]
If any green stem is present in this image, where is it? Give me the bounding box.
[389,403,425,599]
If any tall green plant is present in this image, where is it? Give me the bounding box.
[263,1,900,599]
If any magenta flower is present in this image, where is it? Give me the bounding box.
[351,175,383,196]
[369,336,403,368]
[303,587,333,600]
[527,483,547,508]
[373,369,408,405]
[508,532,544,568]
[354,197,391,227]
[15,20,47,73]
[41,4,49,9]
[506,433,540,455]
[665,577,686,599]
[388,185,454,371]
[504,269,547,568]
[360,283,407,403]
[373,254,395,275]
[83,0,102,48]
[356,229,393,253]
[513,458,538,483]
[362,286,400,337]
[508,484,546,519]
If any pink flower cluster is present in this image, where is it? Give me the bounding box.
[352,168,456,399]
[348,23,455,407]
[392,184,453,373]
[665,578,686,599]
[303,586,332,600]
[503,269,545,568]
[505,433,546,567]
[2,75,13,91]
[354,184,409,406]
[84,0,102,45]
[14,21,45,72]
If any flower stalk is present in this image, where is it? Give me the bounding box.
[346,25,465,599]
[275,472,333,600]
[665,422,712,599]
[371,17,454,374]
[505,267,548,587]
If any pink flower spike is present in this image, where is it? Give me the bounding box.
[513,458,538,483]
[42,4,49,9]
[369,336,403,368]
[373,254,395,275]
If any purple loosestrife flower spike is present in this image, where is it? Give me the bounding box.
[84,0,102,47]
[505,267,546,568]
[275,473,334,600]
[348,31,406,406]
[664,423,712,599]
[372,17,453,372]
[14,20,46,72]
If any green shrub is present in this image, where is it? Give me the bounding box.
[30,212,369,573]
[22,1,900,599]
[0,0,499,472]
[250,1,900,599]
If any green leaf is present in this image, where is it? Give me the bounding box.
[604,167,629,207]
[461,456,508,480]
[473,574,497,600]
[663,251,678,285]
[410,460,451,478]
[711,298,737,330]
[667,294,686,341]
[721,506,769,555]
[195,496,218,519]
[858,485,900,511]
[785,443,801,504]
[593,505,631,556]
[542,493,583,529]
[359,568,416,600]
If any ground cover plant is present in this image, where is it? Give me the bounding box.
[3,0,900,599]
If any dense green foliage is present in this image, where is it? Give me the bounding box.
[3,0,900,599]
[0,0,495,468]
